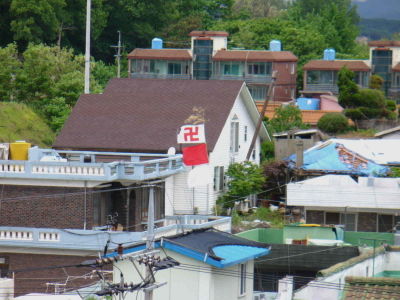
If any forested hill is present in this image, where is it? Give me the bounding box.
[353,0,400,20]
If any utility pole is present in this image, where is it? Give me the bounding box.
[84,0,91,94]
[111,31,122,78]
[245,71,277,161]
[144,186,155,300]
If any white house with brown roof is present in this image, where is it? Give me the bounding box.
[55,78,269,216]
[127,31,297,103]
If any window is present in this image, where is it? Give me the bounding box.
[340,213,356,231]
[244,126,248,142]
[230,117,239,153]
[291,63,295,75]
[378,214,394,233]
[214,166,224,191]
[248,86,267,101]
[239,263,247,295]
[325,212,340,225]
[0,256,9,277]
[291,88,295,99]
[223,62,240,75]
[248,62,272,75]
[168,63,182,75]
[142,60,155,73]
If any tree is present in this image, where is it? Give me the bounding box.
[267,105,308,133]
[0,43,21,101]
[218,161,265,208]
[369,74,384,90]
[10,0,66,49]
[337,66,358,108]
[233,0,287,18]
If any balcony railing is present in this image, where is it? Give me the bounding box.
[131,73,191,80]
[210,74,272,84]
[0,216,231,251]
[304,83,339,94]
[0,148,184,182]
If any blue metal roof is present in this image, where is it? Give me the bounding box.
[287,141,389,176]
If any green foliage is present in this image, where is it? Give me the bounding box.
[0,43,20,101]
[231,206,284,228]
[317,113,349,134]
[0,102,55,146]
[337,66,358,108]
[218,161,265,208]
[267,105,308,133]
[369,74,384,90]
[261,140,275,161]
[386,100,397,112]
[390,167,400,178]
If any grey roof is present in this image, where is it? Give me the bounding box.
[54,79,249,153]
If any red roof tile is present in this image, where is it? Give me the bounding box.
[303,60,370,72]
[127,49,192,60]
[189,31,229,37]
[368,40,400,47]
[213,50,297,62]
[54,79,245,153]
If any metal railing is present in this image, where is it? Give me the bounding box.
[131,73,191,80]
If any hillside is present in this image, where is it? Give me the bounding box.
[353,0,400,20]
[0,102,55,147]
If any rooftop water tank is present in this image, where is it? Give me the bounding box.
[270,40,281,51]
[151,38,163,49]
[323,48,336,60]
[296,98,320,110]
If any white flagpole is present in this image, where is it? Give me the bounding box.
[84,0,91,94]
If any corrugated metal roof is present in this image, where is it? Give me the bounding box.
[127,48,192,60]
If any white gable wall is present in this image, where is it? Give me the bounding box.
[166,87,262,215]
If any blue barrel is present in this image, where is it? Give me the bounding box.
[296,98,320,110]
[270,40,282,51]
[151,38,163,49]
[329,48,336,60]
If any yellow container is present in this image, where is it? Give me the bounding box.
[10,141,31,160]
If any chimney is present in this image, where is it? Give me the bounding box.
[295,140,304,168]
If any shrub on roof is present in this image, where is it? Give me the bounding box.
[317,113,349,134]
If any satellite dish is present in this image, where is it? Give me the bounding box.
[167,147,176,155]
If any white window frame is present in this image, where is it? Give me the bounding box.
[230,116,239,154]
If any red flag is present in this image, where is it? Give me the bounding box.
[182,143,209,166]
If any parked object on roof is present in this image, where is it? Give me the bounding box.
[286,138,400,175]
[296,98,320,110]
[375,125,400,139]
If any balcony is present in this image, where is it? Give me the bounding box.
[131,73,191,80]
[210,74,272,84]
[0,215,231,252]
[0,148,184,182]
[304,83,339,94]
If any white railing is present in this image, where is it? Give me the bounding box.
[39,232,60,242]
[0,230,33,240]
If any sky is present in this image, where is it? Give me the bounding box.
[352,0,400,20]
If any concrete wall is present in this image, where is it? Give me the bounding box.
[356,119,400,131]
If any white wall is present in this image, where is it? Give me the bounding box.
[0,278,13,300]
[114,249,255,300]
[168,88,262,215]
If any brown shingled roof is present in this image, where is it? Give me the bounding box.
[303,60,370,72]
[127,48,192,60]
[54,79,245,153]
[213,50,297,62]
[189,31,229,37]
[393,63,400,72]
[368,40,400,47]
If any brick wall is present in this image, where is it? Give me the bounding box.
[0,185,94,229]
[273,61,297,102]
[2,252,110,296]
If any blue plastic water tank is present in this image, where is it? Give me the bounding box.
[323,49,330,60]
[270,40,281,51]
[151,38,163,49]
[296,98,320,110]
[329,48,336,60]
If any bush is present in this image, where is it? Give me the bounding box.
[386,100,397,112]
[353,89,386,109]
[261,140,274,161]
[317,113,349,134]
[344,108,365,120]
[369,74,384,90]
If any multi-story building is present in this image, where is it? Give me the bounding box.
[368,40,400,102]
[303,49,371,95]
[127,31,297,103]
